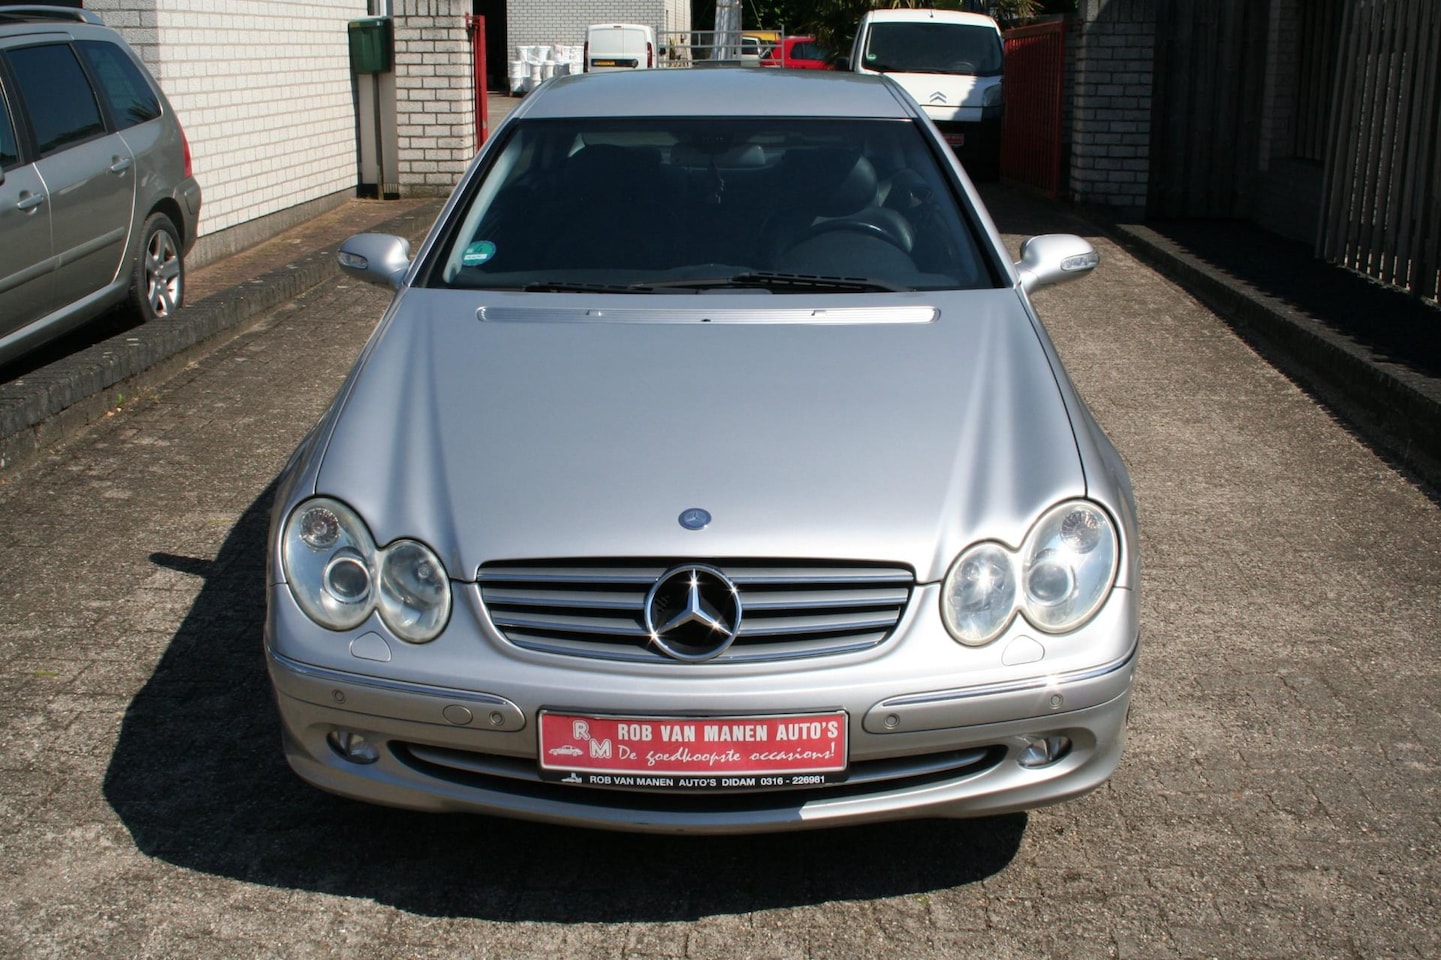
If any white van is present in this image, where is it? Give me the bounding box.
[584,23,655,72]
[850,9,1004,178]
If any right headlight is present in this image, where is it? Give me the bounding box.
[942,500,1119,646]
[281,497,451,643]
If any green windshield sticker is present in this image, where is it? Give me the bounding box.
[462,241,497,266]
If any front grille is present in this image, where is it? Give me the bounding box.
[477,559,914,662]
[396,741,1003,811]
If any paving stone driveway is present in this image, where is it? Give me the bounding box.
[0,188,1437,959]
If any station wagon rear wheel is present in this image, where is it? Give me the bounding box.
[130,212,184,322]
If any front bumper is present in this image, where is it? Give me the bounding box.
[932,114,1003,179]
[175,176,202,255]
[265,583,1137,834]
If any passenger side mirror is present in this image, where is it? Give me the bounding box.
[1015,234,1098,294]
[338,233,413,289]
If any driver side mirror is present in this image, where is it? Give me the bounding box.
[338,233,413,290]
[1015,234,1099,294]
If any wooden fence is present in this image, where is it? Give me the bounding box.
[1319,0,1441,300]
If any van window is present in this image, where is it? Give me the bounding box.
[862,22,1003,76]
[78,40,161,129]
[6,43,105,155]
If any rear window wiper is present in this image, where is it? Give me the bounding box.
[634,272,910,293]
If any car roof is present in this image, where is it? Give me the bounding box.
[519,69,917,120]
[862,9,1000,30]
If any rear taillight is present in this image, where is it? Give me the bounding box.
[583,41,589,72]
[646,42,653,68]
[180,124,193,179]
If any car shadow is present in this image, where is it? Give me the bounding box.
[103,483,1025,921]
[979,182,1106,246]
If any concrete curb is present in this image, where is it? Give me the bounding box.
[1106,221,1441,493]
[0,202,439,475]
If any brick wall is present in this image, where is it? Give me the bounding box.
[90,0,364,246]
[392,0,473,197]
[1257,0,1297,174]
[1069,0,1153,215]
[1252,0,1318,243]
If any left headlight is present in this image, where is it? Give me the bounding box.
[281,497,452,643]
[941,500,1119,646]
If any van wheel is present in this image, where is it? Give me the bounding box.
[130,213,184,321]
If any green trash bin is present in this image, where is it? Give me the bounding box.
[348,17,392,74]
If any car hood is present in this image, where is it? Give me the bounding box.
[885,71,990,110]
[314,290,1085,584]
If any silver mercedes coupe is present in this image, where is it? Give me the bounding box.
[264,68,1139,833]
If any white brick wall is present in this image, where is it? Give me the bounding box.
[90,0,366,238]
[392,0,474,196]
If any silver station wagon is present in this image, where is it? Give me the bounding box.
[265,68,1139,834]
[0,7,200,366]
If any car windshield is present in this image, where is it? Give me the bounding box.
[426,117,998,293]
[862,22,1003,76]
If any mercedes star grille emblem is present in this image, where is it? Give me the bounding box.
[644,564,742,661]
[678,507,712,530]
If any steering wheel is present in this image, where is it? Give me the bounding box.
[803,214,914,253]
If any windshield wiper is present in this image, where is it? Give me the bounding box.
[633,272,909,293]
[520,280,639,293]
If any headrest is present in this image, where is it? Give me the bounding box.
[564,144,661,195]
[781,148,878,218]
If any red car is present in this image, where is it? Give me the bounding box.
[761,36,833,70]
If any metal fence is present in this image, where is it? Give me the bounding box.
[1001,20,1066,198]
[1319,0,1441,300]
[656,31,747,67]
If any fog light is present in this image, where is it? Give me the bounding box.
[328,730,380,764]
[1019,734,1071,768]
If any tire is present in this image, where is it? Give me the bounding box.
[129,212,184,321]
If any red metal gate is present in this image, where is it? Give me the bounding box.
[465,14,490,152]
[1002,20,1066,197]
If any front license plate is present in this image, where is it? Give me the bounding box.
[538,710,848,790]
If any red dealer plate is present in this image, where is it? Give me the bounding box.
[538,710,848,790]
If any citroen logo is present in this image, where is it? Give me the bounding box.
[929,91,947,104]
[644,564,742,662]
